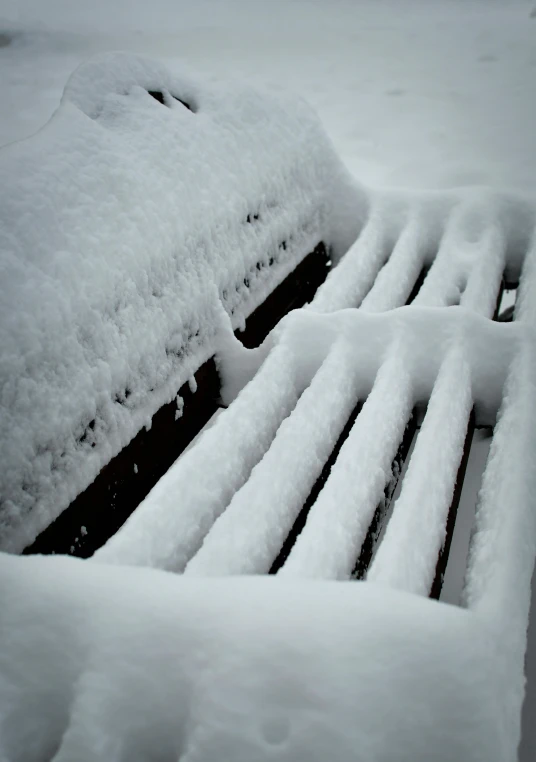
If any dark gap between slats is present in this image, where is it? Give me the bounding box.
[147,90,194,112]
[269,399,364,574]
[429,408,475,599]
[495,275,518,322]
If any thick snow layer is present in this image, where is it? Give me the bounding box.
[0,51,363,553]
[0,551,508,762]
[94,283,536,760]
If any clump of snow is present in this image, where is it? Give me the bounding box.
[0,551,507,762]
[0,51,364,553]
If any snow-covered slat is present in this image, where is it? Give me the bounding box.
[93,342,306,571]
[184,340,360,576]
[411,223,468,308]
[459,224,506,317]
[0,51,363,554]
[367,344,472,596]
[359,217,434,312]
[279,340,413,580]
[413,204,505,313]
[311,203,395,312]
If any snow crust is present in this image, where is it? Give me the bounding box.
[0,51,363,553]
[0,551,506,762]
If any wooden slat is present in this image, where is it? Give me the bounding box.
[269,399,363,574]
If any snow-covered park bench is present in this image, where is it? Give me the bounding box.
[1,53,536,762]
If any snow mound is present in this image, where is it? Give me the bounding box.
[0,551,505,762]
[0,51,365,553]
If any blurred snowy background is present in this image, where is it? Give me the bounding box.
[0,0,535,191]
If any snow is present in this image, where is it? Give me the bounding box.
[0,50,361,553]
[2,1,536,758]
[520,564,536,760]
[0,551,508,762]
[515,236,536,323]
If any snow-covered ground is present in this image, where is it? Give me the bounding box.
[1,0,536,192]
[1,0,536,760]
